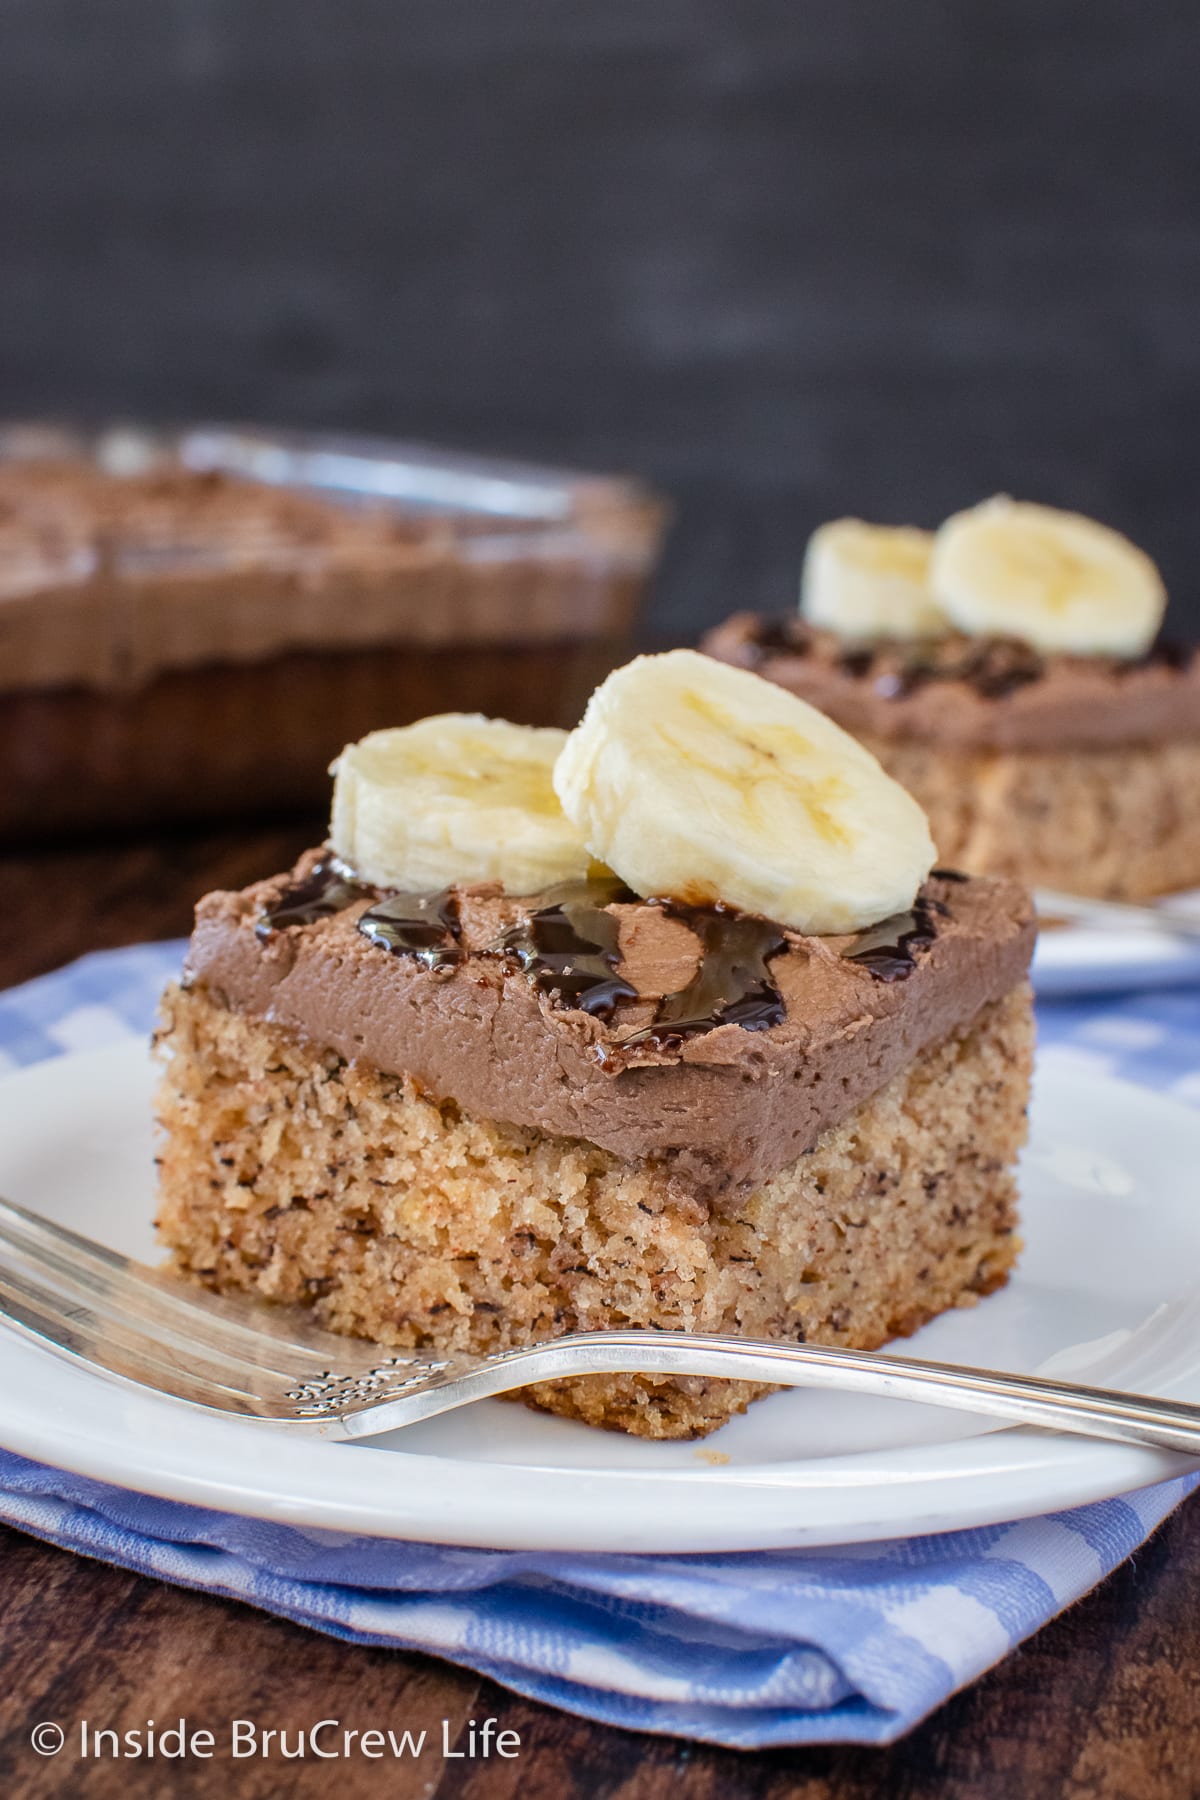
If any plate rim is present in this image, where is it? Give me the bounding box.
[1033,888,1200,995]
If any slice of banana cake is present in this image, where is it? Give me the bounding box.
[155,651,1036,1439]
[703,499,1200,900]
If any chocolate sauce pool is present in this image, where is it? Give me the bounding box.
[357,890,463,969]
[259,862,949,1043]
[498,877,639,1017]
[843,897,946,982]
[257,860,464,968]
[620,906,788,1047]
[254,856,373,939]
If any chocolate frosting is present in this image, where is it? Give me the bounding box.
[703,613,1200,752]
[183,851,1035,1201]
[0,457,439,603]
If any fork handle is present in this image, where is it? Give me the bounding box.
[348,1330,1200,1457]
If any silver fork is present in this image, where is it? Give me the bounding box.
[3,1193,1200,1454]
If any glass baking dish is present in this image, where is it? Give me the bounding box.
[0,421,669,836]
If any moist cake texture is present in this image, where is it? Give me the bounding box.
[155,858,1036,1437]
[704,614,1200,898]
[157,981,1030,1438]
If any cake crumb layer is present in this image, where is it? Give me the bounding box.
[861,733,1200,901]
[154,983,1034,1440]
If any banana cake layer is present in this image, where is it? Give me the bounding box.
[156,982,1032,1438]
[180,855,1036,1200]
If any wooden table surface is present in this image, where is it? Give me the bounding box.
[0,821,1198,1799]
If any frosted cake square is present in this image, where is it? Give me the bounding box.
[155,654,1036,1438]
[704,500,1200,899]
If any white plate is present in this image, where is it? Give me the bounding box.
[0,1041,1197,1553]
[1033,889,1200,995]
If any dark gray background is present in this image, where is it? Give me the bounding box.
[2,0,1199,636]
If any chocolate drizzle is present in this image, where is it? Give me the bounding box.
[622,906,789,1047]
[357,890,463,969]
[871,637,1045,701]
[255,857,374,939]
[498,877,639,1018]
[844,897,944,982]
[491,878,791,1042]
[743,616,812,665]
[744,620,1049,700]
[265,858,951,1049]
[1122,639,1196,675]
[950,638,1045,698]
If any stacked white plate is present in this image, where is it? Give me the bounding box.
[1033,888,1200,995]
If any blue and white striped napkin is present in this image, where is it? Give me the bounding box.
[0,941,1196,1749]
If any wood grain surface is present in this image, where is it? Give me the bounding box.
[0,822,1197,1797]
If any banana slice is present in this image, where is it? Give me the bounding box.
[931,496,1165,657]
[801,518,947,641]
[330,714,592,893]
[553,650,935,935]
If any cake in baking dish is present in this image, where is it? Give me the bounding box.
[0,424,664,835]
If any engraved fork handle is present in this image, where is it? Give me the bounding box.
[331,1330,1200,1454]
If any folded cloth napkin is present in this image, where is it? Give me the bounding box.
[0,942,1196,1750]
